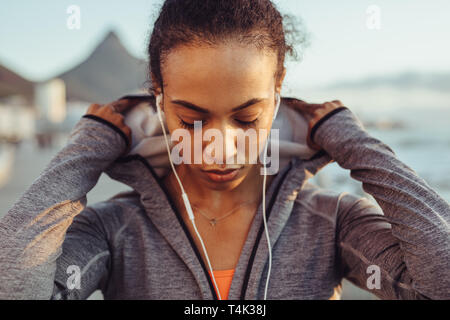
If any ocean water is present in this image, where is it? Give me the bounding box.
[311,106,450,205]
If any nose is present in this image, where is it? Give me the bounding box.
[202,123,238,165]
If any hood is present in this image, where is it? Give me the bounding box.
[119,96,330,179]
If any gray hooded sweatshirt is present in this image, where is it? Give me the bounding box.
[0,97,449,300]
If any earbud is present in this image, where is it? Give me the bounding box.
[156,94,164,123]
[273,93,281,121]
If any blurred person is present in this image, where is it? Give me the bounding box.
[0,0,449,300]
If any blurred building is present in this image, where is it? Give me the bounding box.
[0,64,35,144]
[0,30,148,149]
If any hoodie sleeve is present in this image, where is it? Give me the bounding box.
[0,115,128,299]
[312,107,450,300]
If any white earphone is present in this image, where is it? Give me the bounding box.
[261,92,280,300]
[273,92,281,121]
[155,92,281,300]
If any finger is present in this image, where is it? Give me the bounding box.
[331,100,344,106]
[108,98,143,114]
[86,103,102,114]
[285,99,324,113]
[293,100,323,109]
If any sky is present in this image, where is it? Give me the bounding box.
[0,0,449,89]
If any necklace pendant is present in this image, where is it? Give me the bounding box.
[210,218,217,227]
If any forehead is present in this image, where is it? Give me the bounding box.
[161,43,277,106]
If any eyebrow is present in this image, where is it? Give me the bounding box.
[170,98,267,113]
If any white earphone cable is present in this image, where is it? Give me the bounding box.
[156,94,222,300]
[262,145,271,300]
[262,92,280,300]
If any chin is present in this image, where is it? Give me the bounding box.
[204,176,246,191]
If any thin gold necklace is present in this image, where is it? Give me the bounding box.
[192,200,258,227]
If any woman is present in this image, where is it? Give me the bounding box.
[0,0,449,300]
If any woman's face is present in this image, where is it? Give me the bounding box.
[155,42,286,191]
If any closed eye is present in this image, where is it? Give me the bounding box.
[178,118,206,129]
[178,117,258,129]
[234,118,258,128]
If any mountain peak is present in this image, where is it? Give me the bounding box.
[94,29,124,52]
[55,28,148,103]
[103,30,121,42]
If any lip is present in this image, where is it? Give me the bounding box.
[202,168,241,183]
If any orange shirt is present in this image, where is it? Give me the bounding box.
[208,269,235,300]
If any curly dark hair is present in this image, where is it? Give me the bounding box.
[147,0,308,94]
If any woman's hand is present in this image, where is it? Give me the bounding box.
[84,97,143,156]
[285,99,348,151]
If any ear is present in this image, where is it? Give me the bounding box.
[151,73,164,111]
[151,73,162,96]
[156,94,165,113]
[276,67,287,94]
